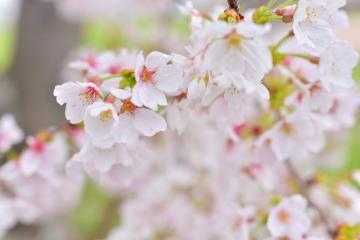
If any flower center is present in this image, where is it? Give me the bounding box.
[120,100,137,114]
[140,66,156,83]
[282,122,294,135]
[80,87,99,105]
[30,138,45,154]
[110,65,122,74]
[277,209,290,224]
[100,109,113,122]
[86,56,97,68]
[305,6,320,24]
[227,30,241,46]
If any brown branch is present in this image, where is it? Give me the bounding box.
[225,0,244,22]
[285,161,336,238]
[227,0,240,12]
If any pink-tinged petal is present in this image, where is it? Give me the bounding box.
[54,82,99,124]
[66,153,84,178]
[65,103,87,124]
[101,78,122,93]
[84,102,118,149]
[133,108,167,137]
[187,79,206,100]
[0,198,17,234]
[116,113,139,145]
[145,51,169,70]
[53,82,83,105]
[19,150,41,176]
[135,51,145,82]
[81,144,117,172]
[117,144,133,167]
[137,83,167,111]
[155,64,184,93]
[131,84,143,107]
[68,60,89,70]
[166,104,186,134]
[0,114,23,153]
[110,88,132,100]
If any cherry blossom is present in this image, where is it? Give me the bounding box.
[84,102,119,149]
[193,18,272,101]
[258,110,326,161]
[54,82,101,124]
[0,114,23,154]
[293,0,347,55]
[133,51,186,110]
[111,88,167,144]
[267,195,311,239]
[319,41,359,89]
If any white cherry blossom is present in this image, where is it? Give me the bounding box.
[200,20,272,100]
[84,102,119,149]
[133,51,186,110]
[293,0,347,55]
[54,82,101,124]
[111,88,167,145]
[259,111,325,161]
[319,41,359,89]
[267,195,311,239]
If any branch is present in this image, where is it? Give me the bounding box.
[227,0,240,12]
[225,0,244,22]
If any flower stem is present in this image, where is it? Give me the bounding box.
[267,0,280,9]
[276,0,298,9]
[102,74,123,81]
[281,52,319,64]
[272,30,294,51]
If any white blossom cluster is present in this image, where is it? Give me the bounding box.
[0,0,359,239]
[52,0,360,238]
[0,116,83,237]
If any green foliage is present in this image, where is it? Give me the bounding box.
[119,70,136,89]
[353,61,360,83]
[70,180,119,240]
[336,224,360,240]
[81,22,127,50]
[347,61,360,170]
[0,26,15,74]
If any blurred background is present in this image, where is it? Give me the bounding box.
[0,0,359,239]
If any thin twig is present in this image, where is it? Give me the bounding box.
[227,0,240,12]
[285,161,336,238]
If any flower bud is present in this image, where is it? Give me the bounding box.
[275,5,296,23]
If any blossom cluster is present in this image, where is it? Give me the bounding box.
[54,49,193,184]
[1,0,359,239]
[51,0,360,238]
[0,116,83,237]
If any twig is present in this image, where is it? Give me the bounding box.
[225,0,244,21]
[227,0,240,12]
[285,161,336,238]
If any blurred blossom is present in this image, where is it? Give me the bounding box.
[0,114,23,154]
